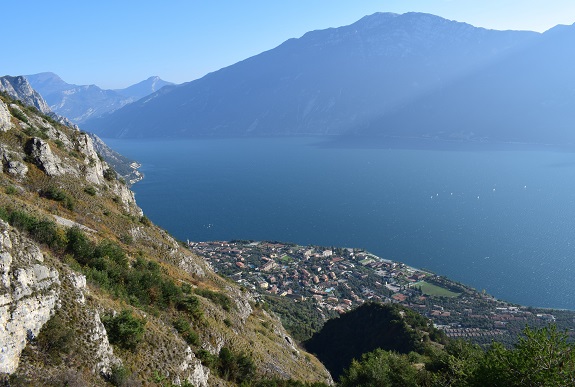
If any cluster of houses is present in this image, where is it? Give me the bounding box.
[189,240,427,315]
[189,240,564,342]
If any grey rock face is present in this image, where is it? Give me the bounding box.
[0,76,51,114]
[0,100,12,132]
[111,181,142,216]
[90,311,122,376]
[24,137,66,176]
[75,132,105,185]
[1,75,78,131]
[179,346,210,387]
[0,145,28,179]
[6,161,28,178]
[0,221,61,374]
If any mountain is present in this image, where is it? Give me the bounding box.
[360,22,575,145]
[0,85,331,385]
[82,12,538,139]
[114,75,175,101]
[26,72,174,124]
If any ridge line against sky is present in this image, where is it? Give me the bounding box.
[3,0,575,89]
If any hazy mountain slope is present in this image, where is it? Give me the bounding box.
[114,75,174,101]
[82,12,537,138]
[359,22,575,145]
[26,72,174,124]
[0,89,331,385]
[24,72,76,96]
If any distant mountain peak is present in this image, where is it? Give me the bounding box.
[25,73,176,124]
[114,76,174,100]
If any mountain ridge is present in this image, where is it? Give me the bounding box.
[25,72,174,124]
[82,12,540,139]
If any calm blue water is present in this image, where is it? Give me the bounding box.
[105,137,575,310]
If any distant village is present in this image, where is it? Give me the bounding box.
[189,240,575,344]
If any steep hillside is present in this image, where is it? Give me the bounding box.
[0,76,76,129]
[26,72,174,124]
[82,12,537,139]
[0,76,141,185]
[0,91,331,386]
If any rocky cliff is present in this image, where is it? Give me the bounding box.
[0,76,142,184]
[0,89,331,385]
[0,76,78,130]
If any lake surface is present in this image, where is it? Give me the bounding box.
[105,137,575,310]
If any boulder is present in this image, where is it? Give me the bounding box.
[24,137,65,176]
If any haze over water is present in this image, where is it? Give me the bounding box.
[107,137,575,310]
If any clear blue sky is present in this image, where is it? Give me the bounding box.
[3,0,575,89]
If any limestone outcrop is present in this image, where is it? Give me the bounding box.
[24,137,68,176]
[0,221,60,374]
[75,132,105,185]
[0,76,51,115]
[0,100,11,132]
[0,145,28,179]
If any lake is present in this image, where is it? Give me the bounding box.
[104,136,575,310]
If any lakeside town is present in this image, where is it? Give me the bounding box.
[188,240,575,345]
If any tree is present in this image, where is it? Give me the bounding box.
[101,310,146,351]
[472,325,575,387]
[339,349,420,387]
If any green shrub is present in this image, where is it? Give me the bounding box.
[101,310,145,351]
[31,219,67,250]
[36,314,73,364]
[9,106,29,123]
[107,365,129,387]
[66,227,95,264]
[173,317,200,346]
[139,215,152,226]
[177,294,203,320]
[103,168,117,181]
[7,209,37,231]
[95,240,128,268]
[119,234,133,245]
[0,207,9,222]
[218,347,255,384]
[0,207,66,250]
[197,349,219,369]
[84,186,97,196]
[195,288,233,312]
[5,185,18,195]
[339,349,419,387]
[41,186,74,210]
